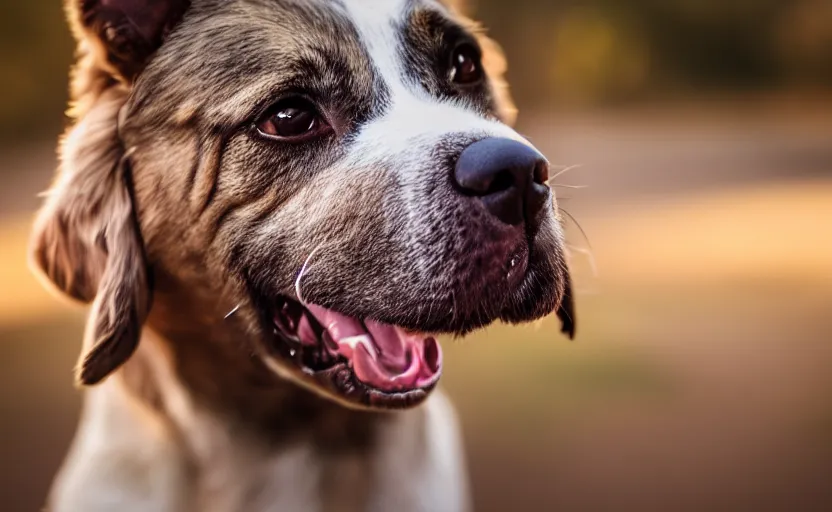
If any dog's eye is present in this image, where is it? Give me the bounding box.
[256,99,330,141]
[449,43,484,86]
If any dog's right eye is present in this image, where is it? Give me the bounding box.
[449,42,484,87]
[256,98,331,141]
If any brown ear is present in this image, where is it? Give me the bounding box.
[66,0,190,82]
[30,88,151,385]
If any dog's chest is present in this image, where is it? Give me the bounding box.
[192,443,371,512]
[53,382,468,512]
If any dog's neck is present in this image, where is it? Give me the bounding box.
[120,324,384,463]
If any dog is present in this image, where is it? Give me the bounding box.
[30,0,575,510]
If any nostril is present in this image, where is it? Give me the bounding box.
[486,169,515,195]
[533,161,549,186]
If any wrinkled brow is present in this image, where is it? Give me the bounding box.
[131,0,392,131]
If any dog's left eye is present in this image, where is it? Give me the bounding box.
[256,98,331,141]
[449,43,484,86]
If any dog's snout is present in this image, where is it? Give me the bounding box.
[453,138,550,226]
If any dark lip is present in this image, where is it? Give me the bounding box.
[262,296,439,410]
[300,363,436,410]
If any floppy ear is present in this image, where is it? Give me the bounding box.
[30,87,152,386]
[557,272,576,340]
[31,1,190,385]
[66,0,191,82]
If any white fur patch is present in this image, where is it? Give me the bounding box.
[340,0,531,169]
[366,392,472,512]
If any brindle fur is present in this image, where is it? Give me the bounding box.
[32,1,573,510]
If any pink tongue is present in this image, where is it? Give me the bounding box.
[304,304,442,392]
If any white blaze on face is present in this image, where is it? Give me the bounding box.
[339,0,531,168]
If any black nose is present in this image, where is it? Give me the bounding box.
[453,137,550,226]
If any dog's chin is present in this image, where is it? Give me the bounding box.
[254,257,567,411]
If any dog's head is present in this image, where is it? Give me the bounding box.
[31,0,575,410]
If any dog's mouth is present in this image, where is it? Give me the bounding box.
[265,296,442,409]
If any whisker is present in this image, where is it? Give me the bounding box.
[295,244,325,304]
[546,164,584,184]
[552,184,587,190]
[224,304,242,320]
[559,207,593,252]
[566,244,599,278]
[560,207,599,278]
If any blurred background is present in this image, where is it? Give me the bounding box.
[1,0,831,510]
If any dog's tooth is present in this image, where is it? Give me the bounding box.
[304,304,367,341]
[322,331,339,353]
[337,335,378,362]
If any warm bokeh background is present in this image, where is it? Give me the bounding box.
[2,1,831,511]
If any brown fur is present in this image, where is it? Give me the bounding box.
[34,1,569,509]
[31,84,151,385]
[31,0,500,442]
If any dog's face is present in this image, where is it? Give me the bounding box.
[32,0,574,411]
